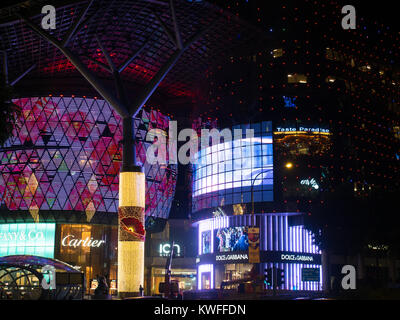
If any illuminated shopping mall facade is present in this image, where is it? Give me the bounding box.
[0,0,398,297]
[0,96,177,292]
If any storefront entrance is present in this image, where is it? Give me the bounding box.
[150,267,196,295]
[215,263,253,289]
[201,272,211,290]
[56,224,118,294]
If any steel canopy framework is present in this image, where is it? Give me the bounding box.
[0,0,261,98]
[0,0,262,178]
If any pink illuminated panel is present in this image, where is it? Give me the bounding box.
[0,97,177,220]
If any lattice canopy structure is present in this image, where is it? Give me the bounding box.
[0,96,177,223]
[0,0,263,98]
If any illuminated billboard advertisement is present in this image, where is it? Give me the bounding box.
[195,213,322,291]
[192,121,273,212]
[0,97,177,222]
[215,227,248,253]
[0,223,56,258]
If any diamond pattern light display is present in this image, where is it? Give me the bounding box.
[0,97,177,222]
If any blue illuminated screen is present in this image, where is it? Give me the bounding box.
[192,121,273,212]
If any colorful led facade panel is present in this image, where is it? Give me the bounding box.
[0,97,177,221]
[192,121,273,212]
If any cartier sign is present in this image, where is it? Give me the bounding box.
[61,235,105,248]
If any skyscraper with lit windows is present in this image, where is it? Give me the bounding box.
[192,0,400,290]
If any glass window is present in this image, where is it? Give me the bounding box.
[288,73,308,84]
[272,48,283,58]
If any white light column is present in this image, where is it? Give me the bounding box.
[118,170,146,298]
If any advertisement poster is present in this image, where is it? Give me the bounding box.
[248,227,260,263]
[215,227,248,252]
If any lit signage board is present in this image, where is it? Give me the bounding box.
[197,252,249,264]
[280,254,314,262]
[275,127,330,134]
[300,178,319,190]
[215,253,248,262]
[159,243,182,257]
[197,251,321,265]
[61,235,106,248]
[261,251,321,264]
[0,223,56,258]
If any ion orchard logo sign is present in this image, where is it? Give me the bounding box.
[0,231,44,241]
[159,243,181,257]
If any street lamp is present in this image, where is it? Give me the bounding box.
[250,169,273,225]
[285,162,293,169]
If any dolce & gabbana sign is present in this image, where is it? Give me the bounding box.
[261,251,321,264]
[280,253,314,262]
[197,251,321,265]
[216,253,248,262]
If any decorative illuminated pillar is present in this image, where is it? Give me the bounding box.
[118,116,146,298]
